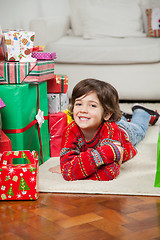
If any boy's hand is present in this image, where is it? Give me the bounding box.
[49,165,61,174]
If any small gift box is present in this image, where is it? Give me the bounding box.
[0,60,54,84]
[47,92,69,114]
[60,93,69,111]
[2,30,35,62]
[32,51,56,60]
[0,150,39,200]
[47,74,68,93]
[49,112,67,157]
[32,45,45,52]
[48,94,61,114]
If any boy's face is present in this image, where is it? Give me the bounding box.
[73,91,110,141]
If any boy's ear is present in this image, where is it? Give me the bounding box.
[104,113,112,121]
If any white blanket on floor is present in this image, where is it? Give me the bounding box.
[39,103,160,196]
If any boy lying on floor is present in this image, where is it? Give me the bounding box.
[49,78,159,181]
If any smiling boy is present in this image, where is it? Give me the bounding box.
[50,78,159,181]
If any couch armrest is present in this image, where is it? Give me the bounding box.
[29,16,70,47]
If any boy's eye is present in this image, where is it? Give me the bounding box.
[90,104,96,108]
[75,102,81,106]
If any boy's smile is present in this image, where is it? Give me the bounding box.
[73,91,105,141]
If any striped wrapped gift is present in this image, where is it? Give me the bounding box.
[0,60,54,84]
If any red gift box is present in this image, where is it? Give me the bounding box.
[47,74,68,93]
[0,150,39,200]
[49,112,67,157]
[0,131,12,154]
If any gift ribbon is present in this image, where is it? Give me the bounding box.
[3,85,48,164]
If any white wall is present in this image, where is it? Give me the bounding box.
[0,0,70,30]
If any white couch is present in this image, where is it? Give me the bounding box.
[30,0,160,100]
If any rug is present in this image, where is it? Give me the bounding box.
[39,103,160,196]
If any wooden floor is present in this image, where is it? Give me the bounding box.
[0,193,160,240]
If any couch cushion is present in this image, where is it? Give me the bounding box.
[69,0,83,36]
[48,36,160,64]
[70,0,144,37]
[80,0,144,39]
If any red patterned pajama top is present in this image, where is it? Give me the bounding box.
[60,121,137,181]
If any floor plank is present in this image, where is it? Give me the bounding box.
[0,193,160,240]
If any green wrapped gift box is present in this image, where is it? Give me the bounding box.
[155,132,160,187]
[0,82,50,165]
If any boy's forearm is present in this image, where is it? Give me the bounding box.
[60,149,101,181]
[60,143,123,181]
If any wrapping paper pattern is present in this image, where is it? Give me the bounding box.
[0,151,39,200]
[32,51,56,60]
[49,112,67,157]
[2,30,35,62]
[0,60,54,84]
[0,82,50,165]
[47,74,68,93]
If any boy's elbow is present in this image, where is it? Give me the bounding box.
[61,171,72,181]
[61,172,80,181]
[62,175,71,181]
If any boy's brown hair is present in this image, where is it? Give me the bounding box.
[69,78,122,122]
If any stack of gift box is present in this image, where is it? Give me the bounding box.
[0,29,69,200]
[47,74,69,157]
